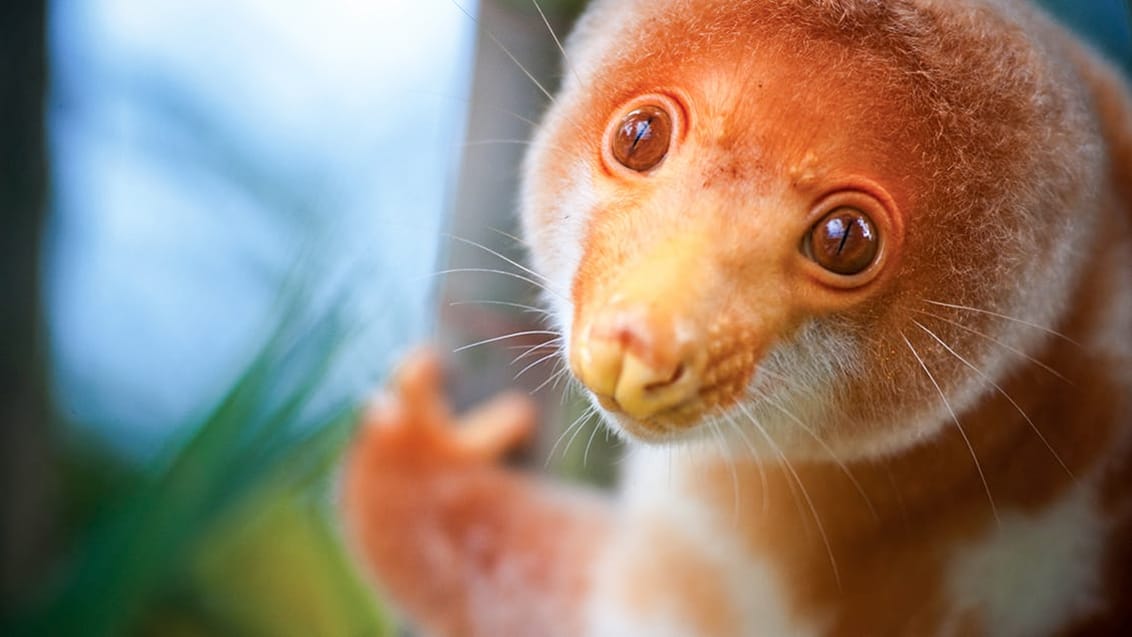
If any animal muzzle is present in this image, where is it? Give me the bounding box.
[569,231,755,438]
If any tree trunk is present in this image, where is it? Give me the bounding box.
[0,0,53,609]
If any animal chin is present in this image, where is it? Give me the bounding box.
[592,392,702,442]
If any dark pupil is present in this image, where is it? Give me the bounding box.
[613,106,670,171]
[814,208,878,275]
[627,117,653,152]
[826,217,852,253]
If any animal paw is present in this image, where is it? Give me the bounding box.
[342,349,603,637]
[348,347,537,475]
[340,348,540,613]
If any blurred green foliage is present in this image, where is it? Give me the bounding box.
[6,291,392,637]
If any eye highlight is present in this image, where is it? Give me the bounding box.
[805,207,879,275]
[611,105,672,172]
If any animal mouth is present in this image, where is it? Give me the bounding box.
[585,356,758,441]
[595,387,696,427]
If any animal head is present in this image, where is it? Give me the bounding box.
[520,0,1102,458]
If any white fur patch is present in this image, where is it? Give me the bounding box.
[943,481,1108,637]
[583,446,824,637]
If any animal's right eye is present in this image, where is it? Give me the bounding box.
[611,105,672,172]
[804,206,879,276]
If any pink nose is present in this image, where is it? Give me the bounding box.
[571,308,703,420]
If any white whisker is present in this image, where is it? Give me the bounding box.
[923,299,1080,346]
[722,413,770,515]
[754,363,852,421]
[756,392,878,520]
[706,417,740,526]
[911,319,1074,479]
[901,331,1000,526]
[453,329,559,353]
[447,234,556,287]
[913,308,1070,383]
[510,339,562,365]
[530,0,583,88]
[738,403,841,588]
[583,417,603,467]
[545,405,597,468]
[732,409,812,537]
[450,299,553,317]
[561,408,597,462]
[532,364,572,395]
[514,349,562,381]
[486,226,530,250]
[447,0,556,102]
[549,363,573,392]
[432,267,565,299]
[558,370,578,407]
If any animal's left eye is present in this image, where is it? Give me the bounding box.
[611,105,672,172]
[804,207,879,275]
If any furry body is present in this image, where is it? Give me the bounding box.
[343,1,1132,634]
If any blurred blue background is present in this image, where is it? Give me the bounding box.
[46,0,479,459]
[1044,0,1132,75]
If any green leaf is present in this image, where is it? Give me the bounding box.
[181,488,392,637]
[10,285,394,637]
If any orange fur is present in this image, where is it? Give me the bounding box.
[344,1,1132,634]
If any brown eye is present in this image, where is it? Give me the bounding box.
[806,207,879,275]
[611,105,672,172]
